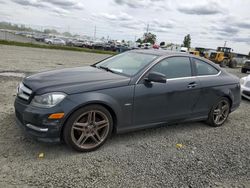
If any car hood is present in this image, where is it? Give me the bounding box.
[23,66,131,94]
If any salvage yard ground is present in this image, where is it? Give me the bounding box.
[0,45,249,188]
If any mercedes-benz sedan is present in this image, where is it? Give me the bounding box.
[14,50,241,152]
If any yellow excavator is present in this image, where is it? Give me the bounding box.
[209,47,237,68]
[189,50,200,56]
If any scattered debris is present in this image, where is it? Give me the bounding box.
[38,152,45,159]
[176,143,184,148]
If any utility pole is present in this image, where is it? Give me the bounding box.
[224,41,227,47]
[94,25,96,41]
[146,24,149,34]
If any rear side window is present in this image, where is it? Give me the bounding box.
[150,56,191,79]
[193,58,219,76]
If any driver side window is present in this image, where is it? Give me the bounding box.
[150,56,192,79]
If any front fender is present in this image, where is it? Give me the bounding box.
[60,85,134,133]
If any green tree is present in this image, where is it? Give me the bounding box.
[143,32,156,44]
[183,34,191,49]
[136,38,142,43]
[62,32,72,37]
[44,29,59,34]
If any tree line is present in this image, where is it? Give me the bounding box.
[136,32,191,49]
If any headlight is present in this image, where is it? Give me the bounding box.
[240,78,245,86]
[31,92,66,108]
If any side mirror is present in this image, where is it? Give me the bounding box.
[144,72,166,83]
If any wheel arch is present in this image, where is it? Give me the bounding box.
[221,94,233,112]
[60,100,119,141]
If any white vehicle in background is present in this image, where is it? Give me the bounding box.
[138,43,151,49]
[144,43,151,49]
[45,38,66,45]
[240,75,250,100]
[180,47,188,52]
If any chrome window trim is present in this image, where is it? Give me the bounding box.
[165,71,221,82]
[135,56,222,84]
[195,71,221,78]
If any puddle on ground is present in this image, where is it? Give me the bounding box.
[0,72,25,78]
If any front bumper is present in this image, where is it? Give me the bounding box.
[14,98,63,142]
[241,85,250,100]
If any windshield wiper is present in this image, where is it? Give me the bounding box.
[98,66,115,73]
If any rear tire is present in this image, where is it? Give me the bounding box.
[63,105,113,152]
[207,97,230,127]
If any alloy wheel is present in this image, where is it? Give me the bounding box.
[213,100,230,125]
[71,110,110,150]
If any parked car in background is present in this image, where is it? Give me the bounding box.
[14,50,240,152]
[84,41,94,48]
[45,38,66,45]
[92,41,105,49]
[33,34,49,42]
[71,39,85,47]
[240,75,250,100]
[181,47,188,52]
[241,60,250,73]
[153,44,160,49]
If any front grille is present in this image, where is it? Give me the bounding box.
[17,83,32,101]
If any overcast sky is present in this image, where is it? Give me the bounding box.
[0,0,250,54]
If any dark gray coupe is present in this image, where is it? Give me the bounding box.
[14,50,241,152]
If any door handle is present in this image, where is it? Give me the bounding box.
[187,82,197,88]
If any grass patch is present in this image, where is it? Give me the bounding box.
[0,40,117,55]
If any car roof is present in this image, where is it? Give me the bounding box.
[131,49,189,57]
[130,49,221,70]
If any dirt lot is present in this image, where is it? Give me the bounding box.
[0,45,249,188]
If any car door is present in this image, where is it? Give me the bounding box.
[132,56,201,127]
[54,39,60,45]
[191,58,221,117]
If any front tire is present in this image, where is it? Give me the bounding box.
[207,97,230,127]
[63,105,113,152]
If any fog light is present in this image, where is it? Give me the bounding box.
[48,113,65,119]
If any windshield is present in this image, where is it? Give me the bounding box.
[95,52,158,76]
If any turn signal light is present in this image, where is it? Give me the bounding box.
[48,113,65,119]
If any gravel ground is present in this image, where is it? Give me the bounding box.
[0,45,249,188]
